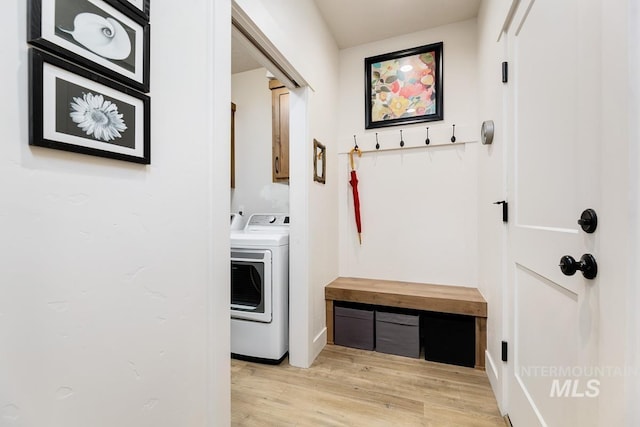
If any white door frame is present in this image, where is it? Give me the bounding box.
[599,0,640,423]
[230,1,315,368]
[628,3,640,422]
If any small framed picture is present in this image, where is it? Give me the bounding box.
[364,42,443,129]
[313,139,326,184]
[28,0,150,92]
[104,0,150,21]
[29,48,150,164]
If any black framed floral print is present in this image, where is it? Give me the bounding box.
[29,48,150,164]
[28,0,150,92]
[364,42,443,129]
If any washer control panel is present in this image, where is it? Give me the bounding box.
[246,214,290,227]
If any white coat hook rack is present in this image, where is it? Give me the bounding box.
[338,124,478,156]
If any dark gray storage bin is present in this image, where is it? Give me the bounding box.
[423,312,475,367]
[334,305,374,350]
[375,311,421,358]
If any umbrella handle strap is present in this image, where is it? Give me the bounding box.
[348,147,361,171]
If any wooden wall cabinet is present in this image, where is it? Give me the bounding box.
[270,80,289,182]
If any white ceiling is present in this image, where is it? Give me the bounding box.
[232,0,482,74]
[314,0,481,49]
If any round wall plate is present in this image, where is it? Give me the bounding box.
[481,120,495,145]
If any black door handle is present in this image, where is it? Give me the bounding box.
[559,254,598,279]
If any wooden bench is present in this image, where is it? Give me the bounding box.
[325,277,488,369]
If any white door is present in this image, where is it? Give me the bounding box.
[506,0,603,425]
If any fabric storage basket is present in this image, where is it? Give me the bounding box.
[423,311,475,367]
[375,311,421,358]
[334,305,374,350]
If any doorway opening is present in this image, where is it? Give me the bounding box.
[229,3,311,367]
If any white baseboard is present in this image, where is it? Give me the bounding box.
[486,349,499,385]
[485,350,506,415]
[311,327,327,363]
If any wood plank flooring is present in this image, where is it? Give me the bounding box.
[231,344,506,427]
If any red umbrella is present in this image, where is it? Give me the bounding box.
[348,148,362,244]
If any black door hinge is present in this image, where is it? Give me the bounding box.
[502,341,508,362]
[493,200,508,223]
[502,62,508,83]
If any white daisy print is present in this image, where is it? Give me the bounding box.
[70,92,127,142]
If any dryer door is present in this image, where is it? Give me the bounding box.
[230,249,272,323]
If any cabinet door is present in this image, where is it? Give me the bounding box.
[271,86,289,182]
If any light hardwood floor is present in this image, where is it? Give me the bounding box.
[231,344,506,427]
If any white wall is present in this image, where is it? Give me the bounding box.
[0,0,230,425]
[598,0,633,423]
[233,0,340,367]
[231,68,289,216]
[628,2,640,423]
[337,19,479,287]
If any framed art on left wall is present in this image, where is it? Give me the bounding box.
[28,0,150,92]
[104,0,150,21]
[29,48,150,164]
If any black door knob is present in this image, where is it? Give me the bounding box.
[559,254,598,279]
[578,208,597,233]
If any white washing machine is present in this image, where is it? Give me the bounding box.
[230,214,289,363]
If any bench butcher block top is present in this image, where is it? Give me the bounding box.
[325,277,487,318]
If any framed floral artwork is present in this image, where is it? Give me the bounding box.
[28,0,150,92]
[364,42,443,129]
[29,48,150,164]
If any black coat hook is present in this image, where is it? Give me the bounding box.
[375,133,380,150]
[353,134,359,150]
[450,124,456,143]
[425,127,430,145]
[400,129,405,147]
